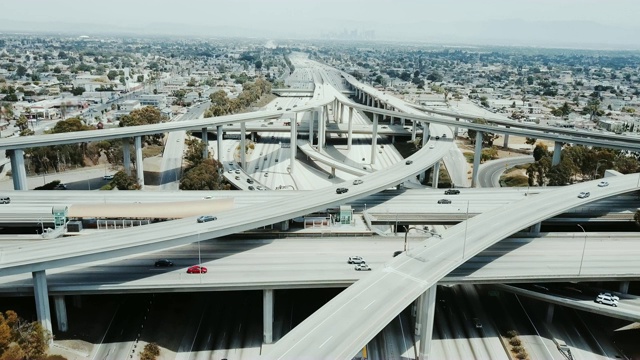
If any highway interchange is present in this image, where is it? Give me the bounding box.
[0,54,638,359]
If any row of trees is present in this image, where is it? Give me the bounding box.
[179,135,230,191]
[204,78,272,118]
[526,143,639,186]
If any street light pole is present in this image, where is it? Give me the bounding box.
[404,226,416,252]
[577,224,587,276]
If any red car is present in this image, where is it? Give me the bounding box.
[187,265,208,274]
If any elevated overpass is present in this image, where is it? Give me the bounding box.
[264,174,640,359]
[0,233,637,294]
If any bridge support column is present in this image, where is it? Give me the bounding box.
[391,136,395,144]
[201,127,209,159]
[320,106,327,150]
[422,123,429,147]
[401,118,405,127]
[546,303,555,324]
[530,222,541,234]
[503,126,510,148]
[412,121,417,141]
[452,117,459,138]
[32,271,53,343]
[552,141,563,166]
[8,149,28,190]
[371,113,379,165]
[240,122,246,170]
[416,286,437,360]
[347,107,354,150]
[217,125,224,163]
[471,131,483,188]
[309,110,316,145]
[432,162,440,189]
[122,138,131,175]
[331,167,336,178]
[339,102,344,123]
[54,295,68,332]
[134,136,144,188]
[290,114,297,174]
[619,281,630,294]
[263,289,274,344]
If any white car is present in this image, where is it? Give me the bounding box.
[578,192,590,199]
[353,179,363,185]
[429,144,435,149]
[103,174,114,180]
[595,294,618,307]
[355,263,371,271]
[599,292,619,301]
[347,256,365,264]
[598,181,609,187]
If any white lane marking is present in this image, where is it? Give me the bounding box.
[363,300,376,310]
[318,336,333,349]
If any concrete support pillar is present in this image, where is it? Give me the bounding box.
[530,222,542,234]
[263,289,274,344]
[619,281,630,294]
[319,106,327,150]
[240,122,246,170]
[122,138,131,175]
[347,107,354,150]
[552,141,563,166]
[290,113,297,174]
[8,149,28,190]
[371,113,379,165]
[339,102,344,123]
[454,118,459,139]
[54,295,68,332]
[32,271,53,340]
[422,123,429,147]
[471,131,483,188]
[546,303,555,324]
[432,162,441,189]
[503,126,510,148]
[202,127,209,159]
[412,121,417,141]
[391,136,395,144]
[309,110,315,145]
[134,136,144,187]
[331,167,336,178]
[401,118,406,127]
[416,286,437,360]
[419,171,426,184]
[216,125,224,164]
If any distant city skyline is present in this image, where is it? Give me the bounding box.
[2,0,640,49]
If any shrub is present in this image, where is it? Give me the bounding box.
[510,338,522,346]
[505,330,518,338]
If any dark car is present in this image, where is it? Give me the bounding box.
[246,178,254,184]
[444,189,460,195]
[435,136,440,140]
[155,259,174,267]
[336,187,348,194]
[0,197,10,204]
[405,160,413,165]
[197,215,217,223]
[54,183,67,190]
[248,186,255,190]
[438,199,452,204]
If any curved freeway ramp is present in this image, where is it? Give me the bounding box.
[477,156,534,188]
[263,173,640,359]
[67,199,234,219]
[297,140,369,176]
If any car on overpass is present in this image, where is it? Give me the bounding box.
[187,265,207,274]
[103,174,114,180]
[197,215,217,223]
[578,191,591,199]
[437,199,452,204]
[444,189,460,195]
[355,263,371,271]
[353,179,363,185]
[595,293,618,307]
[336,187,348,194]
[348,256,365,264]
[405,160,413,165]
[0,197,9,204]
[154,259,174,267]
[598,181,609,187]
[599,292,619,301]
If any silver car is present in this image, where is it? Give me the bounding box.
[355,263,371,271]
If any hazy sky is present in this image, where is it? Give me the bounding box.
[2,0,640,48]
